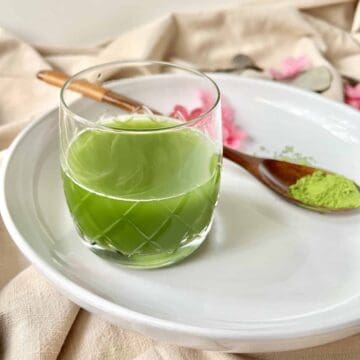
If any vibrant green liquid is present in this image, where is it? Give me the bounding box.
[62,116,221,258]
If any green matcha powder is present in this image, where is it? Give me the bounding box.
[289,170,360,209]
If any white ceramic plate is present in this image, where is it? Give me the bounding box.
[2,75,360,353]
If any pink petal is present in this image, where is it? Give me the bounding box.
[222,126,230,138]
[233,129,248,140]
[189,108,203,119]
[270,56,310,80]
[199,90,213,110]
[345,84,360,100]
[221,104,235,123]
[224,136,241,149]
[170,91,248,149]
[170,105,190,120]
[345,98,360,110]
[269,68,286,80]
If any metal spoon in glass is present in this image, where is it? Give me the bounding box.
[37,70,360,213]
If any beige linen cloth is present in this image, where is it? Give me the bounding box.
[1,0,360,358]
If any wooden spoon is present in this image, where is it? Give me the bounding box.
[37,70,359,213]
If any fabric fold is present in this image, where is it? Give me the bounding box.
[0,268,79,359]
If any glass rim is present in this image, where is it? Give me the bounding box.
[60,60,221,133]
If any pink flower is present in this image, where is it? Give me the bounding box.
[221,96,247,148]
[270,56,310,80]
[344,84,360,110]
[171,105,190,119]
[170,90,247,149]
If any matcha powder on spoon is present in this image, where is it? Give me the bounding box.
[289,170,360,209]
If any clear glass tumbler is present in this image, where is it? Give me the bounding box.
[60,60,222,268]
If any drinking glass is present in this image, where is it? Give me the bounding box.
[60,60,222,268]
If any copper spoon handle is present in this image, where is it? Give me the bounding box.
[37,70,161,114]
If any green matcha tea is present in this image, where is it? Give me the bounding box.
[62,116,221,266]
